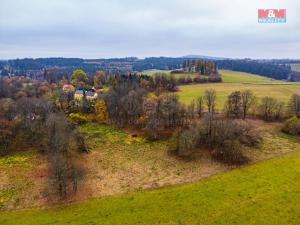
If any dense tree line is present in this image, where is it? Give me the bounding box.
[182,60,218,75]
[1,57,296,82]
[101,75,187,139]
[9,58,84,69]
[103,79,147,127]
[216,59,291,80]
[288,71,300,82]
[0,76,53,99]
[132,57,184,71]
[176,75,222,84]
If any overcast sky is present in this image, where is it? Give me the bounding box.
[0,0,299,59]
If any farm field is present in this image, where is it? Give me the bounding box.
[144,69,280,83]
[1,151,300,225]
[219,70,277,83]
[178,83,300,108]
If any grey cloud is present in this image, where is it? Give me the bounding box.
[0,0,299,58]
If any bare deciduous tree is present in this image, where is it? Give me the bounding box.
[204,89,216,114]
[196,96,204,118]
[187,100,195,119]
[46,113,84,197]
[288,94,300,118]
[259,97,284,121]
[241,90,256,119]
[225,91,242,118]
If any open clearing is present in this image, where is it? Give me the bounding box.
[1,150,300,225]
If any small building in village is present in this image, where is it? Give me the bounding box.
[74,90,98,101]
[62,84,75,92]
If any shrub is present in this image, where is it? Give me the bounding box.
[202,119,256,164]
[225,91,242,118]
[94,99,108,123]
[208,77,222,83]
[185,76,193,84]
[69,113,88,124]
[176,116,262,165]
[170,127,199,157]
[177,77,186,84]
[73,130,88,153]
[259,97,285,121]
[193,76,207,83]
[238,131,262,148]
[282,116,300,135]
[213,139,247,165]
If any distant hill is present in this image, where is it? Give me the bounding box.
[181,54,227,60]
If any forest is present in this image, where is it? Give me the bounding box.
[0,57,297,81]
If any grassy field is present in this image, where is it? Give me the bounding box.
[178,83,300,108]
[1,151,299,225]
[144,69,280,83]
[0,151,38,210]
[144,69,300,109]
[291,64,300,72]
[219,70,277,83]
[144,69,300,108]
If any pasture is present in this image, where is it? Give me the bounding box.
[144,69,279,83]
[144,69,300,109]
[178,82,300,109]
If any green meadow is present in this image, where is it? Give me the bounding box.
[144,69,279,83]
[219,70,277,83]
[178,82,300,108]
[145,69,300,108]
